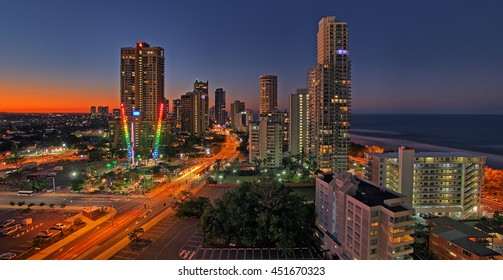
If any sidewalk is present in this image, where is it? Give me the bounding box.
[27,208,116,260]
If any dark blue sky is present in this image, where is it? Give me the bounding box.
[1,0,502,113]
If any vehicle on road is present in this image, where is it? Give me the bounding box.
[2,224,21,236]
[53,166,63,171]
[51,223,68,230]
[1,219,15,228]
[17,190,34,197]
[37,229,55,237]
[0,252,16,260]
[47,172,57,177]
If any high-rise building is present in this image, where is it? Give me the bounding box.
[248,115,282,168]
[215,88,226,125]
[190,79,209,136]
[289,88,308,158]
[180,93,192,133]
[110,41,167,160]
[230,100,246,129]
[209,106,215,124]
[364,147,485,219]
[172,99,181,129]
[234,109,253,132]
[259,75,278,114]
[261,111,289,153]
[90,106,97,115]
[112,108,120,119]
[307,16,351,173]
[315,172,415,260]
[98,106,109,115]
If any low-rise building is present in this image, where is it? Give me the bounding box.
[428,217,502,260]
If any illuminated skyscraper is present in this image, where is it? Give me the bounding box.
[259,75,278,114]
[289,88,308,157]
[215,88,226,125]
[190,79,209,136]
[110,42,167,161]
[307,16,351,173]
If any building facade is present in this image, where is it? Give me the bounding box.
[259,75,278,114]
[307,16,351,173]
[172,98,181,129]
[315,172,415,260]
[364,147,485,219]
[248,116,282,168]
[230,100,246,129]
[191,79,209,136]
[289,88,308,157]
[180,93,191,133]
[214,88,227,125]
[428,217,501,260]
[110,42,167,159]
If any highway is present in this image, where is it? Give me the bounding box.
[37,131,240,259]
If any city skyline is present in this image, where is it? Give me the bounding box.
[1,0,503,114]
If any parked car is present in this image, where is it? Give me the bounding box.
[51,223,68,230]
[2,224,21,236]
[1,219,15,228]
[37,229,54,237]
[0,252,16,260]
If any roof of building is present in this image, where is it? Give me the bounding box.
[367,151,483,159]
[430,217,501,257]
[353,177,409,212]
[317,172,334,184]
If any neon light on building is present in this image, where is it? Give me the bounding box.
[152,103,164,159]
[120,103,132,160]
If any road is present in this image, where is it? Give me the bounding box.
[37,131,240,259]
[481,198,503,214]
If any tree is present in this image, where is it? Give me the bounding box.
[30,180,48,192]
[173,196,211,218]
[28,202,35,207]
[5,142,24,179]
[32,236,46,248]
[128,228,144,242]
[17,201,25,207]
[39,202,45,207]
[9,201,15,206]
[49,203,55,209]
[70,178,85,192]
[200,178,317,252]
[60,203,66,208]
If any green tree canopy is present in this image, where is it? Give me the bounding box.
[200,179,317,252]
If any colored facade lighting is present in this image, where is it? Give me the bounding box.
[120,103,132,159]
[152,103,164,159]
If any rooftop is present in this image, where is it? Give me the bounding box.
[353,177,409,212]
[367,151,483,159]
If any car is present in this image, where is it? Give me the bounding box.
[51,223,68,230]
[0,252,16,260]
[1,224,21,236]
[1,219,15,228]
[37,229,54,237]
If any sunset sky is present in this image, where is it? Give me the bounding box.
[1,0,502,113]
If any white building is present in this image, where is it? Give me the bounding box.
[365,146,485,219]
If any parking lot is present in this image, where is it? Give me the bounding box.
[0,209,79,259]
[191,247,321,260]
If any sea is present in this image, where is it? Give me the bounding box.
[350,114,503,169]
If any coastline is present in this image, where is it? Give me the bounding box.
[351,133,503,169]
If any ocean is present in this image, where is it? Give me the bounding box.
[350,114,503,169]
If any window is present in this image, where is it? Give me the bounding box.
[370,230,378,236]
[371,211,379,217]
[462,249,472,257]
[370,239,377,246]
[370,248,377,255]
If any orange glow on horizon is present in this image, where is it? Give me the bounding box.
[0,81,117,113]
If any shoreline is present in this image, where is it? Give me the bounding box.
[351,133,503,169]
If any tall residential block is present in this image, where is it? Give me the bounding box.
[191,79,209,136]
[110,41,167,157]
[215,88,227,125]
[315,172,415,260]
[90,106,97,114]
[248,116,282,168]
[180,93,192,133]
[259,75,278,114]
[307,16,351,173]
[364,147,485,219]
[172,98,181,129]
[230,100,246,129]
[289,88,308,157]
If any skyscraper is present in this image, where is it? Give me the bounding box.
[259,75,278,114]
[230,100,245,129]
[307,16,351,173]
[90,106,96,115]
[180,93,192,133]
[172,98,181,129]
[110,41,167,160]
[215,88,226,125]
[289,88,308,158]
[191,79,209,136]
